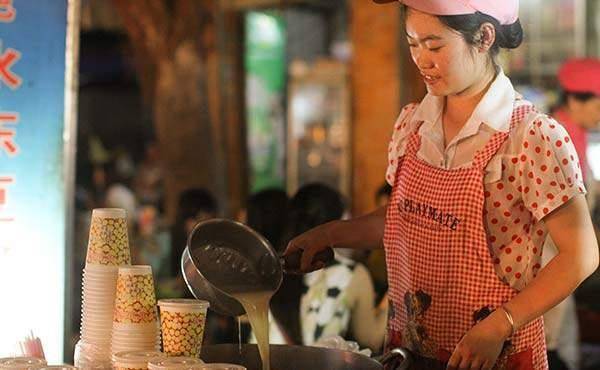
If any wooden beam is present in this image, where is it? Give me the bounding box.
[220,0,335,10]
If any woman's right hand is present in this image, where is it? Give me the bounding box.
[283,221,338,273]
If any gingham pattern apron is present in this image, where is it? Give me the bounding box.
[383,103,548,369]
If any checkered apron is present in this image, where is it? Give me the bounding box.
[383,104,548,369]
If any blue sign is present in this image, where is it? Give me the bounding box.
[0,0,75,362]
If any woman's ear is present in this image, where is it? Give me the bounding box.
[477,22,496,52]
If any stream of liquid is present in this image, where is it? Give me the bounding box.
[232,291,272,370]
[192,244,276,370]
[238,317,243,356]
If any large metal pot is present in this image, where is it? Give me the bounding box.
[200,344,411,370]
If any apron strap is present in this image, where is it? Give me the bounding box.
[472,103,536,171]
[405,121,426,158]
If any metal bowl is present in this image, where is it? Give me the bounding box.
[182,219,283,317]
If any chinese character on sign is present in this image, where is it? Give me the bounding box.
[0,46,21,90]
[0,176,14,222]
[0,0,15,23]
[0,112,19,156]
[0,175,14,205]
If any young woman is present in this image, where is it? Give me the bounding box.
[284,1,599,369]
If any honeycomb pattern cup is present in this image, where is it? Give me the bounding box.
[158,300,210,357]
[114,266,158,324]
[111,266,161,354]
[86,208,131,266]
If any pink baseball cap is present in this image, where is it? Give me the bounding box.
[558,58,600,96]
[373,0,519,25]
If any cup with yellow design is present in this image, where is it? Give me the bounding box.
[112,350,166,370]
[111,265,161,354]
[158,299,210,357]
[80,208,132,357]
[86,208,131,267]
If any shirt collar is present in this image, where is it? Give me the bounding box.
[412,69,517,138]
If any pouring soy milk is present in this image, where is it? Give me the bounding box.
[183,220,284,370]
[183,219,336,370]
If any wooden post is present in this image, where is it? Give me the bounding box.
[350,0,401,216]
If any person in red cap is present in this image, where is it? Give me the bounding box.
[556,58,600,183]
[284,1,599,369]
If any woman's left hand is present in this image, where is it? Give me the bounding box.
[447,310,511,370]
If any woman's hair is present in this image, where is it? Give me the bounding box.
[281,183,345,244]
[271,183,345,345]
[170,188,218,280]
[246,188,289,252]
[402,6,523,64]
[558,91,598,106]
[376,182,392,201]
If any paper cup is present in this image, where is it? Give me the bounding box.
[147,357,204,370]
[112,345,161,354]
[158,300,209,357]
[112,351,166,370]
[198,365,246,370]
[0,357,47,369]
[113,322,160,333]
[111,322,161,354]
[86,208,131,266]
[81,307,114,318]
[38,366,78,369]
[112,338,160,346]
[84,263,119,273]
[114,266,158,324]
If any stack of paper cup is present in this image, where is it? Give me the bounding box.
[112,265,161,353]
[78,208,132,367]
[112,351,166,370]
[147,357,204,370]
[158,299,210,357]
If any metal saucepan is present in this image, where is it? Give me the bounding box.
[182,219,282,316]
[201,344,412,370]
[182,218,334,317]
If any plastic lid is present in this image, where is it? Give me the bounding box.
[0,357,47,369]
[198,365,246,370]
[157,299,209,310]
[147,357,204,370]
[112,351,166,366]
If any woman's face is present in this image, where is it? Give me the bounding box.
[405,9,491,97]
[570,96,600,129]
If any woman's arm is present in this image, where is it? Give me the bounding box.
[503,194,598,331]
[284,206,388,272]
[449,194,599,369]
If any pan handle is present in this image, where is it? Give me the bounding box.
[376,347,412,370]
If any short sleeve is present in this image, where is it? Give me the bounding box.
[386,103,419,186]
[517,115,586,220]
